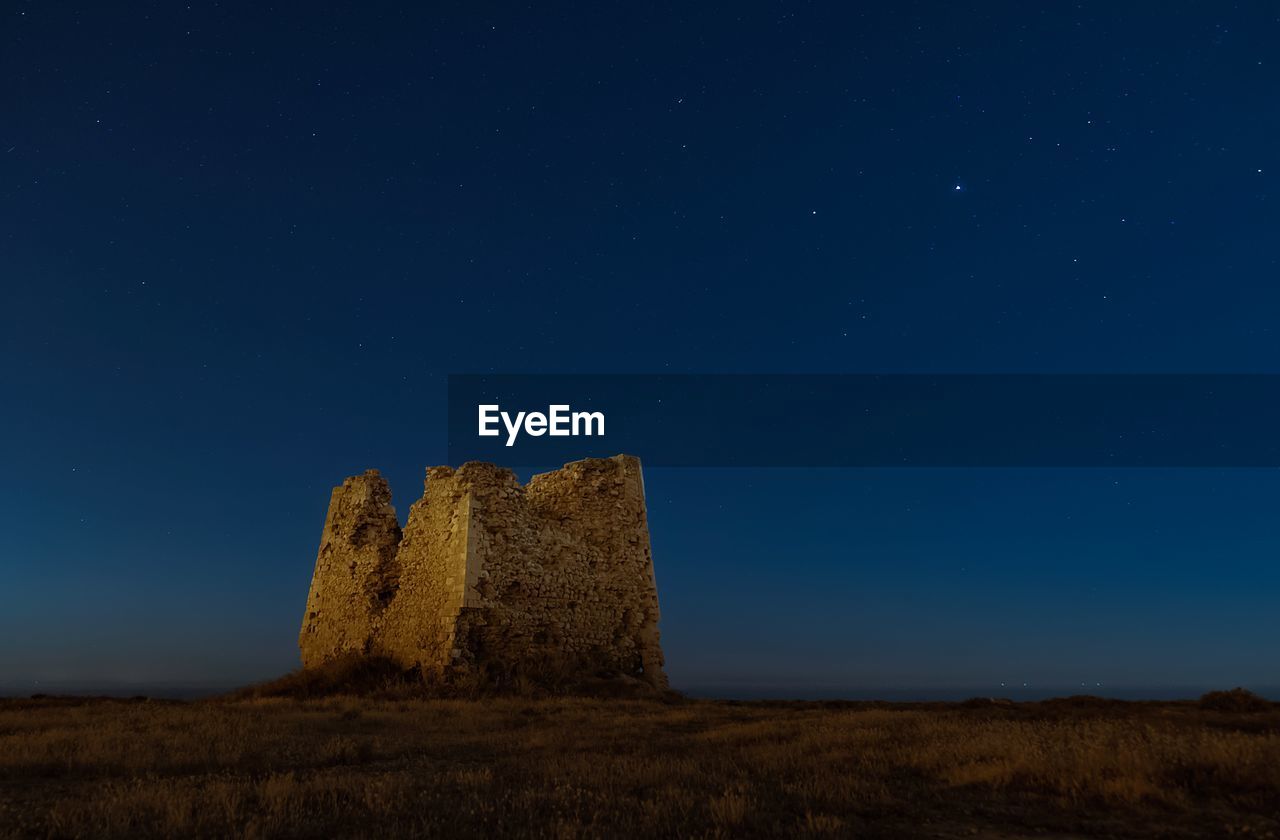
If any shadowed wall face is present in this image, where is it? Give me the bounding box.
[300,455,666,686]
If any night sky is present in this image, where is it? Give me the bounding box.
[3,2,1278,696]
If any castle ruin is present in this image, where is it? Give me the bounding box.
[299,455,666,687]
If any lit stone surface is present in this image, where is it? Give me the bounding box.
[299,455,666,687]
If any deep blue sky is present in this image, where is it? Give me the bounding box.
[2,2,1277,695]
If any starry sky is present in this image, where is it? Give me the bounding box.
[2,1,1278,696]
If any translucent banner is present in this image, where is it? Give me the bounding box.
[447,374,1280,467]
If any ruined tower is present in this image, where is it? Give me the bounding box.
[299,455,666,687]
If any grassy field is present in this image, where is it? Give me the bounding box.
[1,690,1277,838]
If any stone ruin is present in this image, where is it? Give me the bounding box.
[299,454,666,688]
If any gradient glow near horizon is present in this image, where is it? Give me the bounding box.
[2,2,1278,695]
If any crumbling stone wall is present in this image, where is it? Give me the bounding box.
[299,471,402,662]
[299,455,666,687]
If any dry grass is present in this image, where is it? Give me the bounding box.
[1,693,1278,838]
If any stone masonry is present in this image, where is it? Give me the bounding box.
[299,455,666,687]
